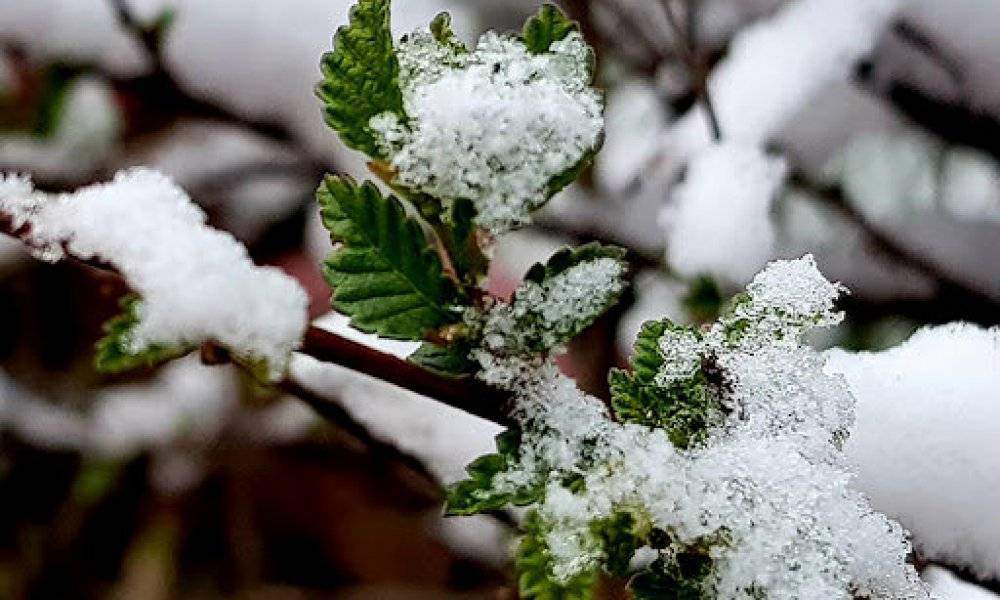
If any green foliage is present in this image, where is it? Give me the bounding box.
[445,429,543,516]
[609,320,721,449]
[629,533,722,600]
[513,243,628,353]
[522,4,580,54]
[683,275,723,324]
[318,175,461,340]
[592,510,646,578]
[317,0,405,157]
[429,11,467,54]
[94,295,192,374]
[441,197,489,286]
[408,341,476,378]
[518,511,598,599]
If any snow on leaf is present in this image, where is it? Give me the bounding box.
[521,3,581,55]
[371,23,603,233]
[94,295,193,374]
[1,168,308,380]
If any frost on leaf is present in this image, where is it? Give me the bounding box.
[451,256,930,599]
[370,12,603,233]
[470,244,627,359]
[0,168,309,380]
[94,295,193,374]
[318,174,460,341]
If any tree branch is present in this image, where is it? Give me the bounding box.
[661,0,722,141]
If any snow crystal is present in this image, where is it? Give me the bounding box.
[468,256,928,598]
[0,168,308,378]
[661,143,787,284]
[827,323,1000,580]
[372,30,603,233]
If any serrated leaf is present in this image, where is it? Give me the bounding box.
[517,510,598,599]
[591,511,644,578]
[317,0,404,157]
[408,341,476,378]
[429,11,467,54]
[609,320,721,449]
[511,242,628,353]
[445,429,543,516]
[318,175,460,340]
[522,3,580,55]
[94,295,192,374]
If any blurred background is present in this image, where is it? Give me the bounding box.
[0,0,998,598]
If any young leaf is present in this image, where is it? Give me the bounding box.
[517,511,598,599]
[522,3,580,54]
[509,242,628,353]
[318,175,460,340]
[408,341,476,378]
[609,320,722,449]
[429,11,467,54]
[441,197,489,285]
[317,0,405,158]
[445,429,542,516]
[94,295,192,374]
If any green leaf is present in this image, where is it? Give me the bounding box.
[522,3,580,54]
[408,341,476,378]
[318,175,461,340]
[94,295,192,374]
[441,197,489,286]
[628,535,719,600]
[591,510,645,578]
[683,275,723,324]
[429,11,467,54]
[518,510,598,599]
[609,320,722,449]
[445,429,543,516]
[511,243,628,353]
[317,0,405,157]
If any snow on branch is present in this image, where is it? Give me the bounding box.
[0,168,308,378]
[828,323,1000,580]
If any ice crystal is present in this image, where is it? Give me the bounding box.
[0,168,308,378]
[466,256,929,598]
[371,30,603,233]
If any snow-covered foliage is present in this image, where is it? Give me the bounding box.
[827,323,1000,580]
[451,256,929,598]
[0,168,308,378]
[661,143,787,283]
[372,28,603,233]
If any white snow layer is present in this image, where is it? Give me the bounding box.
[661,143,787,284]
[827,323,1000,580]
[0,168,308,378]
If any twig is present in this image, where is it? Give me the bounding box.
[660,0,722,141]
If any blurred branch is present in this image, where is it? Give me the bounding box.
[789,175,1000,326]
[660,0,722,141]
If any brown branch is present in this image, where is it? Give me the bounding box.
[297,326,511,425]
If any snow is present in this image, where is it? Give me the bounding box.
[468,256,928,598]
[827,323,1000,580]
[473,255,627,356]
[661,143,787,284]
[0,168,308,378]
[666,0,904,155]
[373,30,603,233]
[924,566,1000,600]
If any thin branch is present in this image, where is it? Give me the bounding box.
[660,0,722,141]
